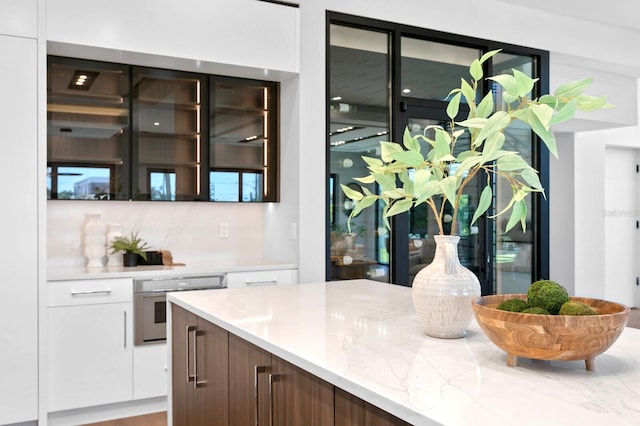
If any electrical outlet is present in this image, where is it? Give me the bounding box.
[219,222,229,239]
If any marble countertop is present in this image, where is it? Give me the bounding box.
[48,259,297,281]
[168,279,640,426]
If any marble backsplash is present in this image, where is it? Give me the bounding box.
[47,200,265,267]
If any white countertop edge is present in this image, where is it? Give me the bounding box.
[48,261,297,281]
[167,288,434,425]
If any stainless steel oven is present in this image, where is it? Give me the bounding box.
[133,274,227,345]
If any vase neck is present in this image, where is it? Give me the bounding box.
[433,235,460,275]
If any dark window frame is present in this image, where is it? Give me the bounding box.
[326,11,550,289]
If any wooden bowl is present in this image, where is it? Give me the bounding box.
[471,294,630,370]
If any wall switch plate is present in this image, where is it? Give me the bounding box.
[219,222,229,238]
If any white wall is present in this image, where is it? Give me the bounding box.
[47,201,265,267]
[0,0,40,423]
[45,0,301,268]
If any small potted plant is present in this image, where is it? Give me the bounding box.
[109,231,150,267]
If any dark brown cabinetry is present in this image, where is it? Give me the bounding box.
[171,304,229,426]
[172,304,408,426]
[335,388,411,426]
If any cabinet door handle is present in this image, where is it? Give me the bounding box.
[70,289,112,296]
[193,329,207,388]
[268,373,281,426]
[186,325,196,383]
[245,279,277,285]
[123,310,127,348]
[254,365,267,426]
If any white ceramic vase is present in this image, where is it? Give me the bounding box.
[106,223,123,267]
[411,235,481,338]
[83,213,106,268]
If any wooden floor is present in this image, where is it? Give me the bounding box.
[86,309,640,426]
[83,411,166,426]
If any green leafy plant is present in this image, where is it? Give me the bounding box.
[341,49,612,235]
[109,231,150,261]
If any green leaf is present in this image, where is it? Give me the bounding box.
[496,154,530,171]
[350,196,378,218]
[480,132,505,162]
[554,78,593,99]
[471,185,492,225]
[539,94,560,109]
[530,103,554,130]
[341,183,363,201]
[488,74,518,97]
[512,69,538,97]
[476,92,494,119]
[372,173,397,192]
[353,175,376,184]
[469,58,483,81]
[432,128,452,161]
[454,155,483,177]
[479,49,501,64]
[549,99,577,125]
[474,110,511,146]
[380,142,404,162]
[440,176,458,207]
[361,156,383,168]
[575,94,610,111]
[385,198,413,217]
[521,169,543,190]
[528,113,558,158]
[390,150,425,167]
[457,117,487,129]
[446,92,462,119]
[505,199,527,232]
[415,180,442,205]
[460,78,476,105]
[403,127,421,152]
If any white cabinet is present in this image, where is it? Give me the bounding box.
[48,279,134,412]
[226,268,297,288]
[0,34,38,425]
[133,344,167,400]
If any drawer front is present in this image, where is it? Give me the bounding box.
[227,269,296,288]
[48,278,133,307]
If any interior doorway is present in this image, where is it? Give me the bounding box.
[604,147,639,307]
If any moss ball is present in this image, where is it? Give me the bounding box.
[521,306,551,315]
[559,301,597,316]
[497,298,528,312]
[527,280,569,314]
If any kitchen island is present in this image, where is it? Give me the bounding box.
[167,279,640,426]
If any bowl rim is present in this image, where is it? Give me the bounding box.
[472,293,630,319]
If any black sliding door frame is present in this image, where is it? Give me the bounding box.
[326,11,550,292]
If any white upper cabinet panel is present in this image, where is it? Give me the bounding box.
[0,0,37,38]
[47,0,299,74]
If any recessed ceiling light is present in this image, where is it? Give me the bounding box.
[153,122,160,126]
[332,96,342,101]
[402,88,412,94]
[68,70,99,91]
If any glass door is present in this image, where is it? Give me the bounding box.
[328,24,391,282]
[132,67,206,201]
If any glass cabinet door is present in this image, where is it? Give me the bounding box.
[132,68,206,201]
[209,77,278,202]
[47,57,130,200]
